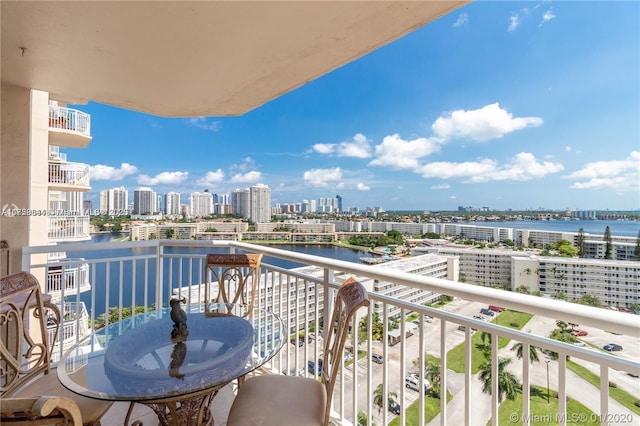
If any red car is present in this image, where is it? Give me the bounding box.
[488,305,504,313]
[571,330,588,337]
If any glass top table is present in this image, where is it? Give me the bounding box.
[57,303,285,425]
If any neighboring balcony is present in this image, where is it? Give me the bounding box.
[48,161,91,191]
[46,258,91,299]
[48,105,92,148]
[48,215,91,242]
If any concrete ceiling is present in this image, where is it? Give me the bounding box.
[1,1,468,117]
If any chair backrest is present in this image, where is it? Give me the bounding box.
[0,272,57,396]
[320,277,369,425]
[204,253,263,309]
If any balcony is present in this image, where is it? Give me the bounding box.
[48,161,91,191]
[48,105,92,148]
[46,258,91,299]
[21,240,640,426]
[48,215,91,242]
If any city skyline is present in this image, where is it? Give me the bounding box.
[69,1,638,211]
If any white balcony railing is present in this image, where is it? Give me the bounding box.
[48,105,91,137]
[48,216,91,241]
[46,259,91,298]
[48,161,90,188]
[22,240,640,426]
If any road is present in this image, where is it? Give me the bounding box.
[289,298,639,425]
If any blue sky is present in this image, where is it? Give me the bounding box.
[71,1,639,212]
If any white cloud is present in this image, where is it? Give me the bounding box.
[369,134,441,170]
[312,133,372,159]
[430,183,451,190]
[229,171,262,184]
[186,117,222,131]
[453,13,469,28]
[539,9,556,27]
[565,146,572,152]
[566,151,640,191]
[303,168,342,187]
[508,14,520,32]
[137,171,189,186]
[90,163,138,180]
[418,152,563,183]
[196,169,225,186]
[356,182,370,191]
[432,103,543,142]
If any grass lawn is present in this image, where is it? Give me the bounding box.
[447,310,533,374]
[345,349,368,368]
[490,385,599,426]
[567,359,640,415]
[388,390,453,426]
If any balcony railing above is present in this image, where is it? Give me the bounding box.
[47,216,91,242]
[48,105,92,148]
[48,161,90,190]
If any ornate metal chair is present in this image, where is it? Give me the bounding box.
[0,272,112,426]
[1,396,82,425]
[226,276,370,426]
[204,253,263,312]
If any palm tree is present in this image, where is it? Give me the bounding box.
[425,361,441,398]
[373,383,397,414]
[510,342,540,363]
[478,357,520,402]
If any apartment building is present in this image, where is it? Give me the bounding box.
[164,192,181,216]
[132,187,157,215]
[416,245,640,308]
[249,184,271,224]
[440,223,514,243]
[190,192,214,218]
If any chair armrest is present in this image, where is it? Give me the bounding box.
[0,396,82,425]
[43,295,61,352]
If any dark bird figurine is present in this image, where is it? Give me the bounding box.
[170,297,188,340]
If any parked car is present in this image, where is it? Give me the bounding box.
[457,325,477,332]
[603,343,623,352]
[488,305,504,312]
[388,398,401,415]
[571,330,588,337]
[480,308,495,316]
[405,374,430,394]
[424,315,433,323]
[473,314,487,321]
[371,353,384,364]
[282,367,305,376]
[291,336,304,347]
[308,359,323,375]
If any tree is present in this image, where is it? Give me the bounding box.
[357,411,370,426]
[373,384,397,414]
[604,226,613,259]
[635,229,640,261]
[515,285,530,294]
[511,342,540,363]
[577,228,586,258]
[425,360,442,398]
[164,228,174,239]
[359,313,384,341]
[577,294,602,307]
[478,357,520,402]
[555,320,569,332]
[552,291,566,300]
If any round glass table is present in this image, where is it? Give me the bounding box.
[57,303,285,426]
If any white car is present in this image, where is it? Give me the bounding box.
[405,374,430,394]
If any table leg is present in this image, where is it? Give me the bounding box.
[132,389,218,426]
